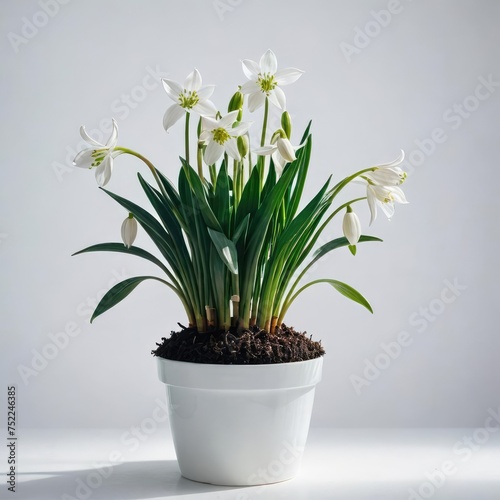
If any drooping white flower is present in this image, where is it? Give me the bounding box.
[363,150,407,186]
[254,136,296,175]
[121,214,137,248]
[162,69,217,131]
[343,207,361,246]
[240,49,303,112]
[73,118,121,186]
[356,151,408,225]
[199,111,251,165]
[367,184,408,225]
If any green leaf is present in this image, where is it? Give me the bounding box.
[180,160,223,232]
[312,235,382,261]
[90,276,179,323]
[214,161,230,233]
[326,279,373,313]
[285,278,373,316]
[235,164,260,230]
[72,243,170,275]
[286,132,312,221]
[232,214,249,244]
[207,227,239,275]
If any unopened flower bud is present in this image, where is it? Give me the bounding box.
[342,206,361,248]
[237,135,249,158]
[228,91,244,112]
[121,213,138,248]
[281,111,292,139]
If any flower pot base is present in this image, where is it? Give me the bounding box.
[157,356,323,486]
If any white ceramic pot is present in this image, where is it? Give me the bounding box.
[157,356,323,486]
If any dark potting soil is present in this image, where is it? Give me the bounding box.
[152,324,325,364]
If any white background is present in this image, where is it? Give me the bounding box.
[1,0,499,432]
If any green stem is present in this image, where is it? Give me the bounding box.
[185,112,191,166]
[233,160,239,209]
[115,147,170,201]
[197,142,203,178]
[247,145,253,179]
[260,97,269,147]
[329,166,378,199]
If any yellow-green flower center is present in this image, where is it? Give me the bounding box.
[178,90,199,109]
[258,73,277,94]
[212,127,231,145]
[91,149,107,167]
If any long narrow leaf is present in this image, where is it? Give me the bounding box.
[91,276,188,323]
[282,278,373,320]
[73,243,170,276]
[208,228,239,275]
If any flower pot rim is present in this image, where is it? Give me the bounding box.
[156,355,323,391]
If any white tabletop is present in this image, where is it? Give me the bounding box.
[10,427,500,499]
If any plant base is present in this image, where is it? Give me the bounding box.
[152,323,325,364]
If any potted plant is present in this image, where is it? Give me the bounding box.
[72,49,408,486]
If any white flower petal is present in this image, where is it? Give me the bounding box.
[219,110,239,129]
[272,152,285,175]
[242,59,260,80]
[374,150,405,169]
[254,145,276,156]
[105,118,118,148]
[162,79,182,101]
[163,104,185,131]
[73,148,95,168]
[380,201,395,219]
[201,115,219,132]
[225,138,241,161]
[95,156,113,186]
[199,130,211,143]
[197,85,215,101]
[260,49,277,74]
[367,186,378,226]
[204,140,224,165]
[193,99,217,117]
[184,69,202,92]
[388,186,408,204]
[276,137,296,162]
[231,121,251,137]
[240,81,261,95]
[79,126,105,148]
[248,91,266,112]
[275,68,304,86]
[269,86,286,109]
